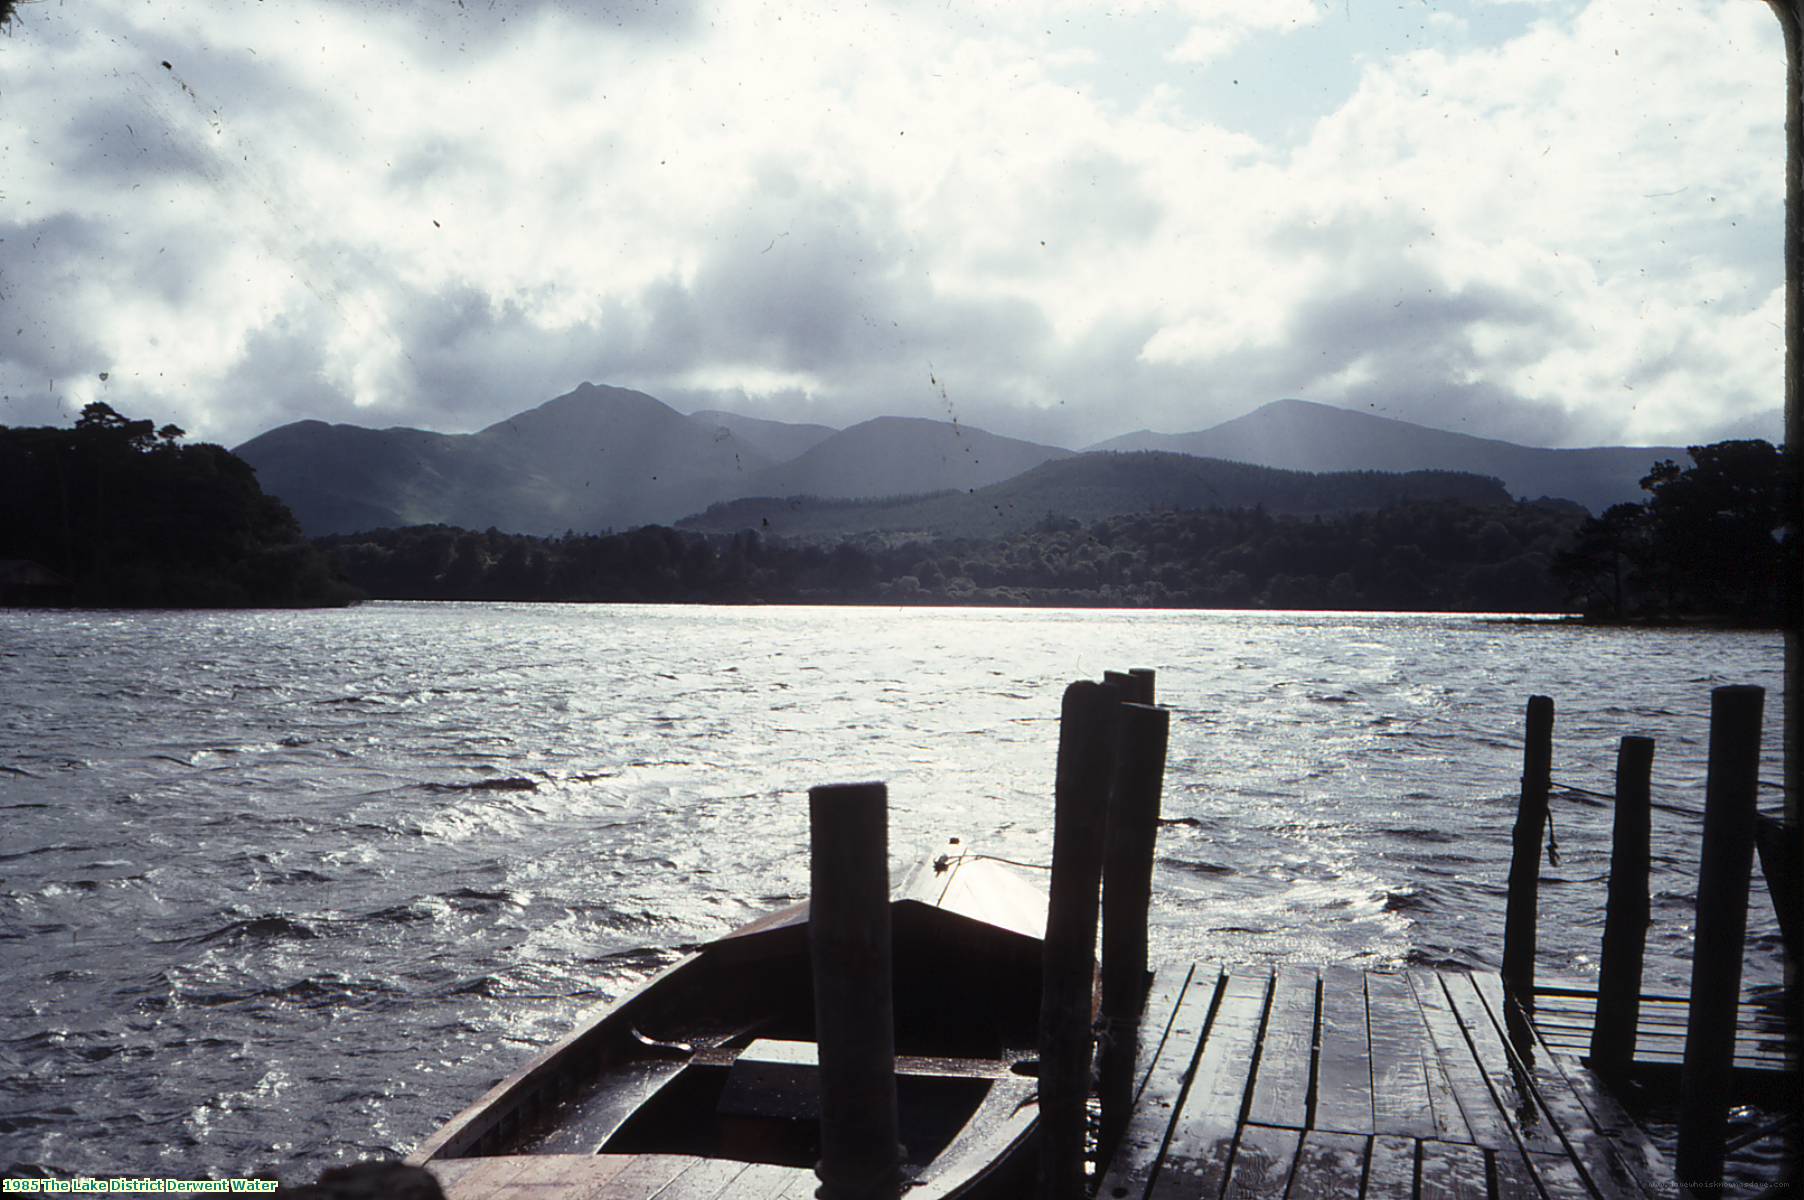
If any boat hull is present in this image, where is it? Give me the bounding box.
[410,846,1047,1199]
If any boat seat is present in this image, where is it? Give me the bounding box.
[711,1038,1019,1121]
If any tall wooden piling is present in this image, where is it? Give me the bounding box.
[1098,701,1169,1166]
[1501,695,1555,1004]
[1754,813,1801,961]
[1590,735,1654,1081]
[1677,685,1765,1185]
[1127,668,1156,704]
[1038,681,1116,1200]
[808,782,902,1200]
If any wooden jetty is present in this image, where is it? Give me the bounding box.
[1096,963,1673,1200]
[1091,684,1792,1199]
[1526,982,1791,1083]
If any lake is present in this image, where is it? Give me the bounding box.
[0,603,1786,1182]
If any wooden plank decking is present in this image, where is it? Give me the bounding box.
[1097,965,1676,1200]
[1526,984,1791,1077]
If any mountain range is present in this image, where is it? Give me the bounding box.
[234,385,1690,538]
[1093,399,1683,515]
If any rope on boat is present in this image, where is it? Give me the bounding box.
[934,851,1053,873]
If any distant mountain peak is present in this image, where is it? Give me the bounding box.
[1086,397,1683,512]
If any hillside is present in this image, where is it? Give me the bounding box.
[689,409,838,462]
[736,416,1072,500]
[1093,399,1683,513]
[235,387,1062,537]
[678,450,1516,540]
[237,384,806,536]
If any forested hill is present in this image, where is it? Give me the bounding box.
[678,450,1514,540]
[0,404,358,606]
[322,496,1580,612]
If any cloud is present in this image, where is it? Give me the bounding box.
[0,0,1786,455]
[1166,0,1326,64]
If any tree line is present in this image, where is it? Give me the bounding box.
[1551,439,1791,625]
[322,438,1787,621]
[2,404,1785,622]
[0,403,358,606]
[318,498,1585,612]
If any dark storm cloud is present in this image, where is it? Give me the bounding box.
[1278,264,1588,446]
[206,287,616,440]
[323,0,701,53]
[209,318,356,437]
[633,182,1060,402]
[0,215,114,408]
[57,96,223,188]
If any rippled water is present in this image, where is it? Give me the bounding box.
[0,603,1786,1182]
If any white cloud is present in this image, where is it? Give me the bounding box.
[0,0,1786,454]
[1167,0,1326,65]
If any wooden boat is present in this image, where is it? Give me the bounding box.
[409,838,1049,1199]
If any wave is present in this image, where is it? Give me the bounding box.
[174,913,325,946]
[444,886,519,904]
[0,843,98,864]
[1381,886,1432,914]
[263,973,404,1008]
[1164,857,1237,878]
[1374,826,1458,845]
[1403,946,1488,972]
[421,777,540,794]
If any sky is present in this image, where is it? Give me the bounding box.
[0,0,1789,452]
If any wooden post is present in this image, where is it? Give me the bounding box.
[1590,735,1654,1080]
[1037,681,1116,1200]
[1128,668,1156,704]
[1769,5,1804,1170]
[1501,695,1555,1005]
[809,782,902,1200]
[1098,701,1169,1168]
[1677,685,1765,1186]
[1754,814,1801,963]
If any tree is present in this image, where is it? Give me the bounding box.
[0,406,356,606]
[1552,442,1787,622]
[1551,503,1649,618]
[1641,440,1787,619]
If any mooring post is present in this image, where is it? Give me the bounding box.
[1098,701,1169,1169]
[1501,695,1555,1005]
[1590,735,1655,1081]
[1128,668,1156,704]
[1037,681,1116,1200]
[808,782,903,1200]
[1677,685,1765,1186]
[1754,814,1801,962]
